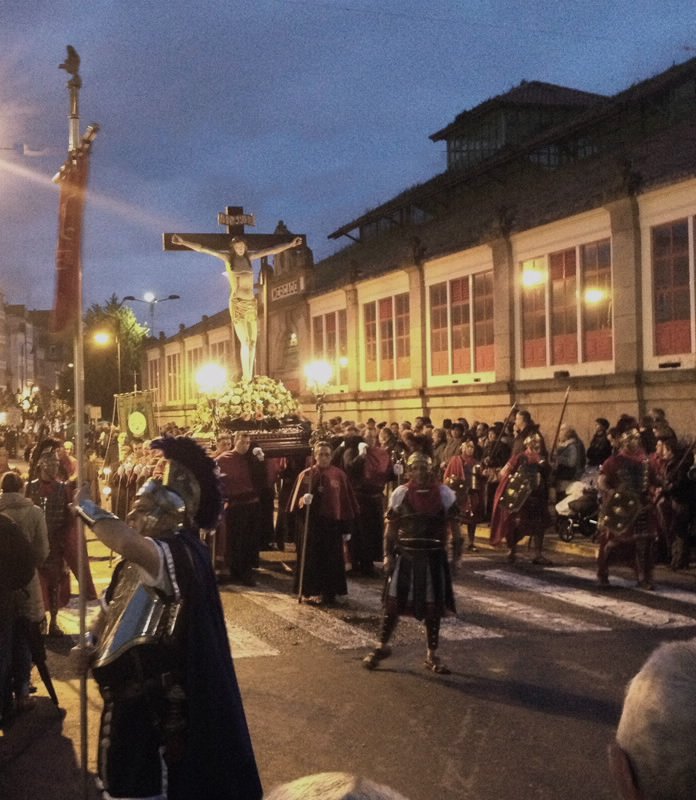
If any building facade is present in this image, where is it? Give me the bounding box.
[143,57,696,440]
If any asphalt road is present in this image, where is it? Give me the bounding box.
[2,534,695,800]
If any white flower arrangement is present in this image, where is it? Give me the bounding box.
[195,376,299,432]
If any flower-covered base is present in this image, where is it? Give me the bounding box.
[194,376,311,458]
[195,375,299,432]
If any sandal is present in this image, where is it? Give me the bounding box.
[362,645,392,670]
[424,655,450,674]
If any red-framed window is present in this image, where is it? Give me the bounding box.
[521,258,547,368]
[311,310,349,384]
[364,303,377,382]
[550,248,578,365]
[652,220,691,356]
[363,293,410,382]
[581,239,613,361]
[429,270,495,376]
[451,278,471,374]
[473,271,495,371]
[430,282,449,375]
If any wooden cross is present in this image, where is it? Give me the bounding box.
[163,205,299,253]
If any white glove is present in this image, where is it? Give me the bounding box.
[358,442,368,456]
[339,441,346,448]
[301,493,313,506]
[393,462,404,476]
[252,446,265,461]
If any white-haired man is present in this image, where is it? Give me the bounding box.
[609,638,696,800]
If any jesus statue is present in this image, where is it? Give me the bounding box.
[171,233,302,381]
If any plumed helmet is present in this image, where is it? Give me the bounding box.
[30,437,61,475]
[148,436,222,529]
[523,432,543,452]
[406,451,432,468]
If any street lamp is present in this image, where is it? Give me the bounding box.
[93,329,122,394]
[123,293,180,332]
[304,359,333,442]
[196,362,228,436]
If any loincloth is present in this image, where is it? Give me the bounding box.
[230,296,257,324]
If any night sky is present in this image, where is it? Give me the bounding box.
[1,0,694,334]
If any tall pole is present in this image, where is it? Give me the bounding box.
[116,334,122,394]
[54,46,99,797]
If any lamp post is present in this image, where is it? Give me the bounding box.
[304,359,333,443]
[123,292,180,332]
[93,329,122,394]
[195,362,228,436]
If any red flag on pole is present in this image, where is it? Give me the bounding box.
[51,152,89,334]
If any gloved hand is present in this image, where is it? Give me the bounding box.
[301,493,313,507]
[358,442,368,456]
[252,447,265,461]
[393,462,404,476]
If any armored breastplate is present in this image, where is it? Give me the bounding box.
[92,561,183,690]
[396,496,446,550]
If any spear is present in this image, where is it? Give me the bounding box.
[549,386,572,461]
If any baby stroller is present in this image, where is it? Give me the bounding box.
[554,473,600,543]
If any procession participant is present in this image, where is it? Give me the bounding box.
[586,418,613,467]
[342,434,395,576]
[489,433,552,565]
[651,433,694,570]
[443,437,483,553]
[27,439,97,636]
[215,431,265,586]
[511,409,547,457]
[72,436,263,800]
[480,422,511,521]
[597,417,657,588]
[363,452,459,674]
[289,441,359,605]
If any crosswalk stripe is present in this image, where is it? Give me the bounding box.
[346,581,502,641]
[549,566,696,607]
[477,569,696,629]
[225,620,280,659]
[230,585,374,650]
[450,584,610,633]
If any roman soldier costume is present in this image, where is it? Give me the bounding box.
[597,419,657,588]
[75,437,262,800]
[363,452,459,675]
[28,439,97,635]
[489,433,552,565]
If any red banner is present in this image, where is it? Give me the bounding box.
[51,153,89,334]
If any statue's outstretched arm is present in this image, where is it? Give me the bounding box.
[171,234,227,262]
[251,236,303,261]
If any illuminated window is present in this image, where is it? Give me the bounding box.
[652,220,691,356]
[166,352,181,403]
[520,239,613,369]
[186,347,203,401]
[148,359,161,404]
[363,293,410,382]
[429,271,494,376]
[581,239,613,361]
[550,249,578,364]
[311,310,349,385]
[521,258,547,367]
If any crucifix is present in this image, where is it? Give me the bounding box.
[164,206,303,382]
